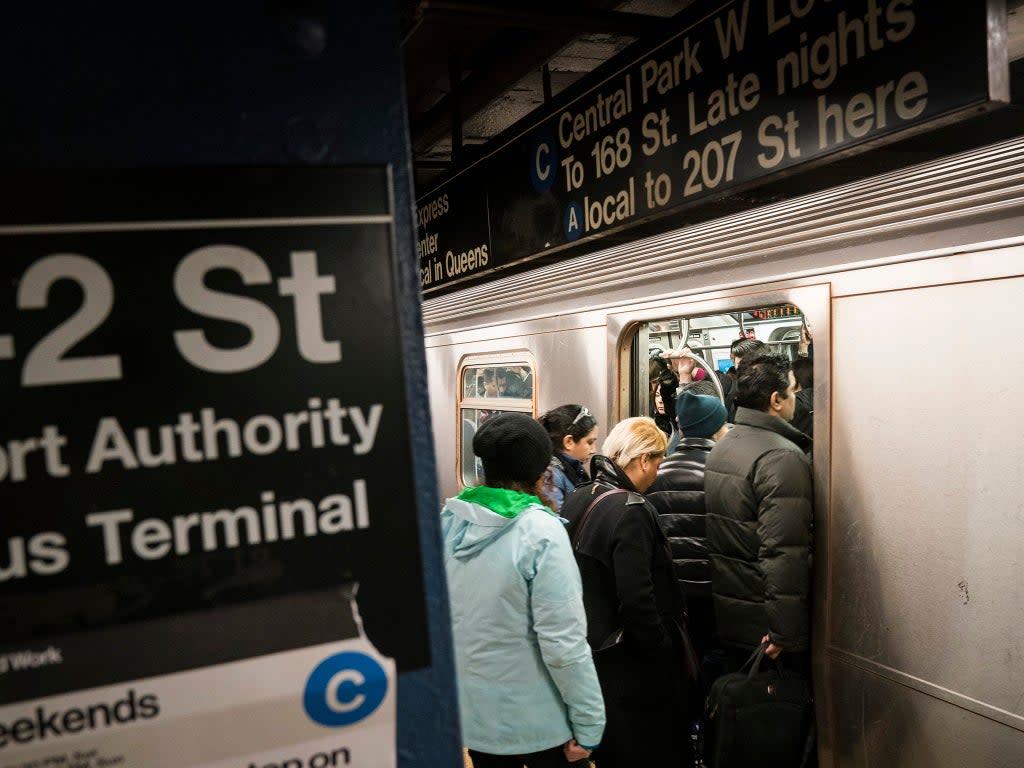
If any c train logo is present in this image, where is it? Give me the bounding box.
[303,651,388,727]
[530,128,557,193]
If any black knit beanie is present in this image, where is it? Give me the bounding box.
[676,391,728,438]
[473,412,552,486]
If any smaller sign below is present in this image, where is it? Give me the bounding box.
[0,632,397,768]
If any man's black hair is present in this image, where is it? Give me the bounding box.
[735,353,792,412]
[730,337,768,360]
[792,357,813,390]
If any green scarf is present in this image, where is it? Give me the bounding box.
[458,485,550,519]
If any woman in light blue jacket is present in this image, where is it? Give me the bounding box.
[442,412,605,768]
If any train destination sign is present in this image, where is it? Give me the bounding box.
[417,166,491,290]
[0,168,422,766]
[417,0,1008,293]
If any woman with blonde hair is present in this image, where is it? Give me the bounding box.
[562,417,693,768]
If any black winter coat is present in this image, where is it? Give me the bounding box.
[791,387,813,438]
[645,438,715,601]
[704,407,813,652]
[565,458,694,768]
[563,456,686,653]
[714,370,736,422]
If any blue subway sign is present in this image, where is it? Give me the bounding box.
[417,0,1008,293]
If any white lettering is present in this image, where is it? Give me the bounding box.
[326,670,365,713]
[82,400,384,474]
[83,483,371,565]
[86,509,135,565]
[173,245,280,374]
[86,418,139,473]
[277,251,342,364]
[817,71,928,149]
[558,74,634,149]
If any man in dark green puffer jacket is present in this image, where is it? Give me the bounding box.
[705,353,813,671]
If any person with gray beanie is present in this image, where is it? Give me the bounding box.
[441,413,605,767]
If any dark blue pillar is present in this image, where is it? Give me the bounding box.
[1,3,460,766]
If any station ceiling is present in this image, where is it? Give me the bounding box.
[401,0,687,189]
[401,0,1024,193]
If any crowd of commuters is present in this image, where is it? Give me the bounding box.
[443,333,815,767]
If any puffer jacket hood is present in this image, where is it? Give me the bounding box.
[443,486,549,559]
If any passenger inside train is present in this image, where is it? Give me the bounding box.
[648,355,678,438]
[459,362,536,485]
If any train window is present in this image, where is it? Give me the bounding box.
[457,361,535,487]
[633,303,808,421]
[461,364,534,399]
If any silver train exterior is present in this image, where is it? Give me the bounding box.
[421,137,1024,767]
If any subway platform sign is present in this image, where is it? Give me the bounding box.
[0,167,424,767]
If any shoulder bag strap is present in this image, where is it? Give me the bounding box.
[570,487,628,551]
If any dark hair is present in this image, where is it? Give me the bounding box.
[537,404,597,453]
[647,357,678,432]
[735,353,792,411]
[649,356,678,393]
[489,475,559,512]
[730,338,768,360]
[792,357,813,390]
[649,356,670,381]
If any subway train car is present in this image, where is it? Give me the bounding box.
[421,136,1024,767]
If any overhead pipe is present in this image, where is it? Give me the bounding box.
[449,54,464,165]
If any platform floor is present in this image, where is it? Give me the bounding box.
[462,749,706,767]
[463,751,597,767]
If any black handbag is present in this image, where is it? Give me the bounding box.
[572,487,700,681]
[571,487,629,659]
[703,643,815,768]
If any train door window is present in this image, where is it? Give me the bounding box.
[634,303,809,421]
[457,359,536,487]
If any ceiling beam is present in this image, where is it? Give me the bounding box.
[405,0,669,157]
[409,26,584,154]
[417,0,664,37]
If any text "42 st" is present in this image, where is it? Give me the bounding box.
[1,247,341,388]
